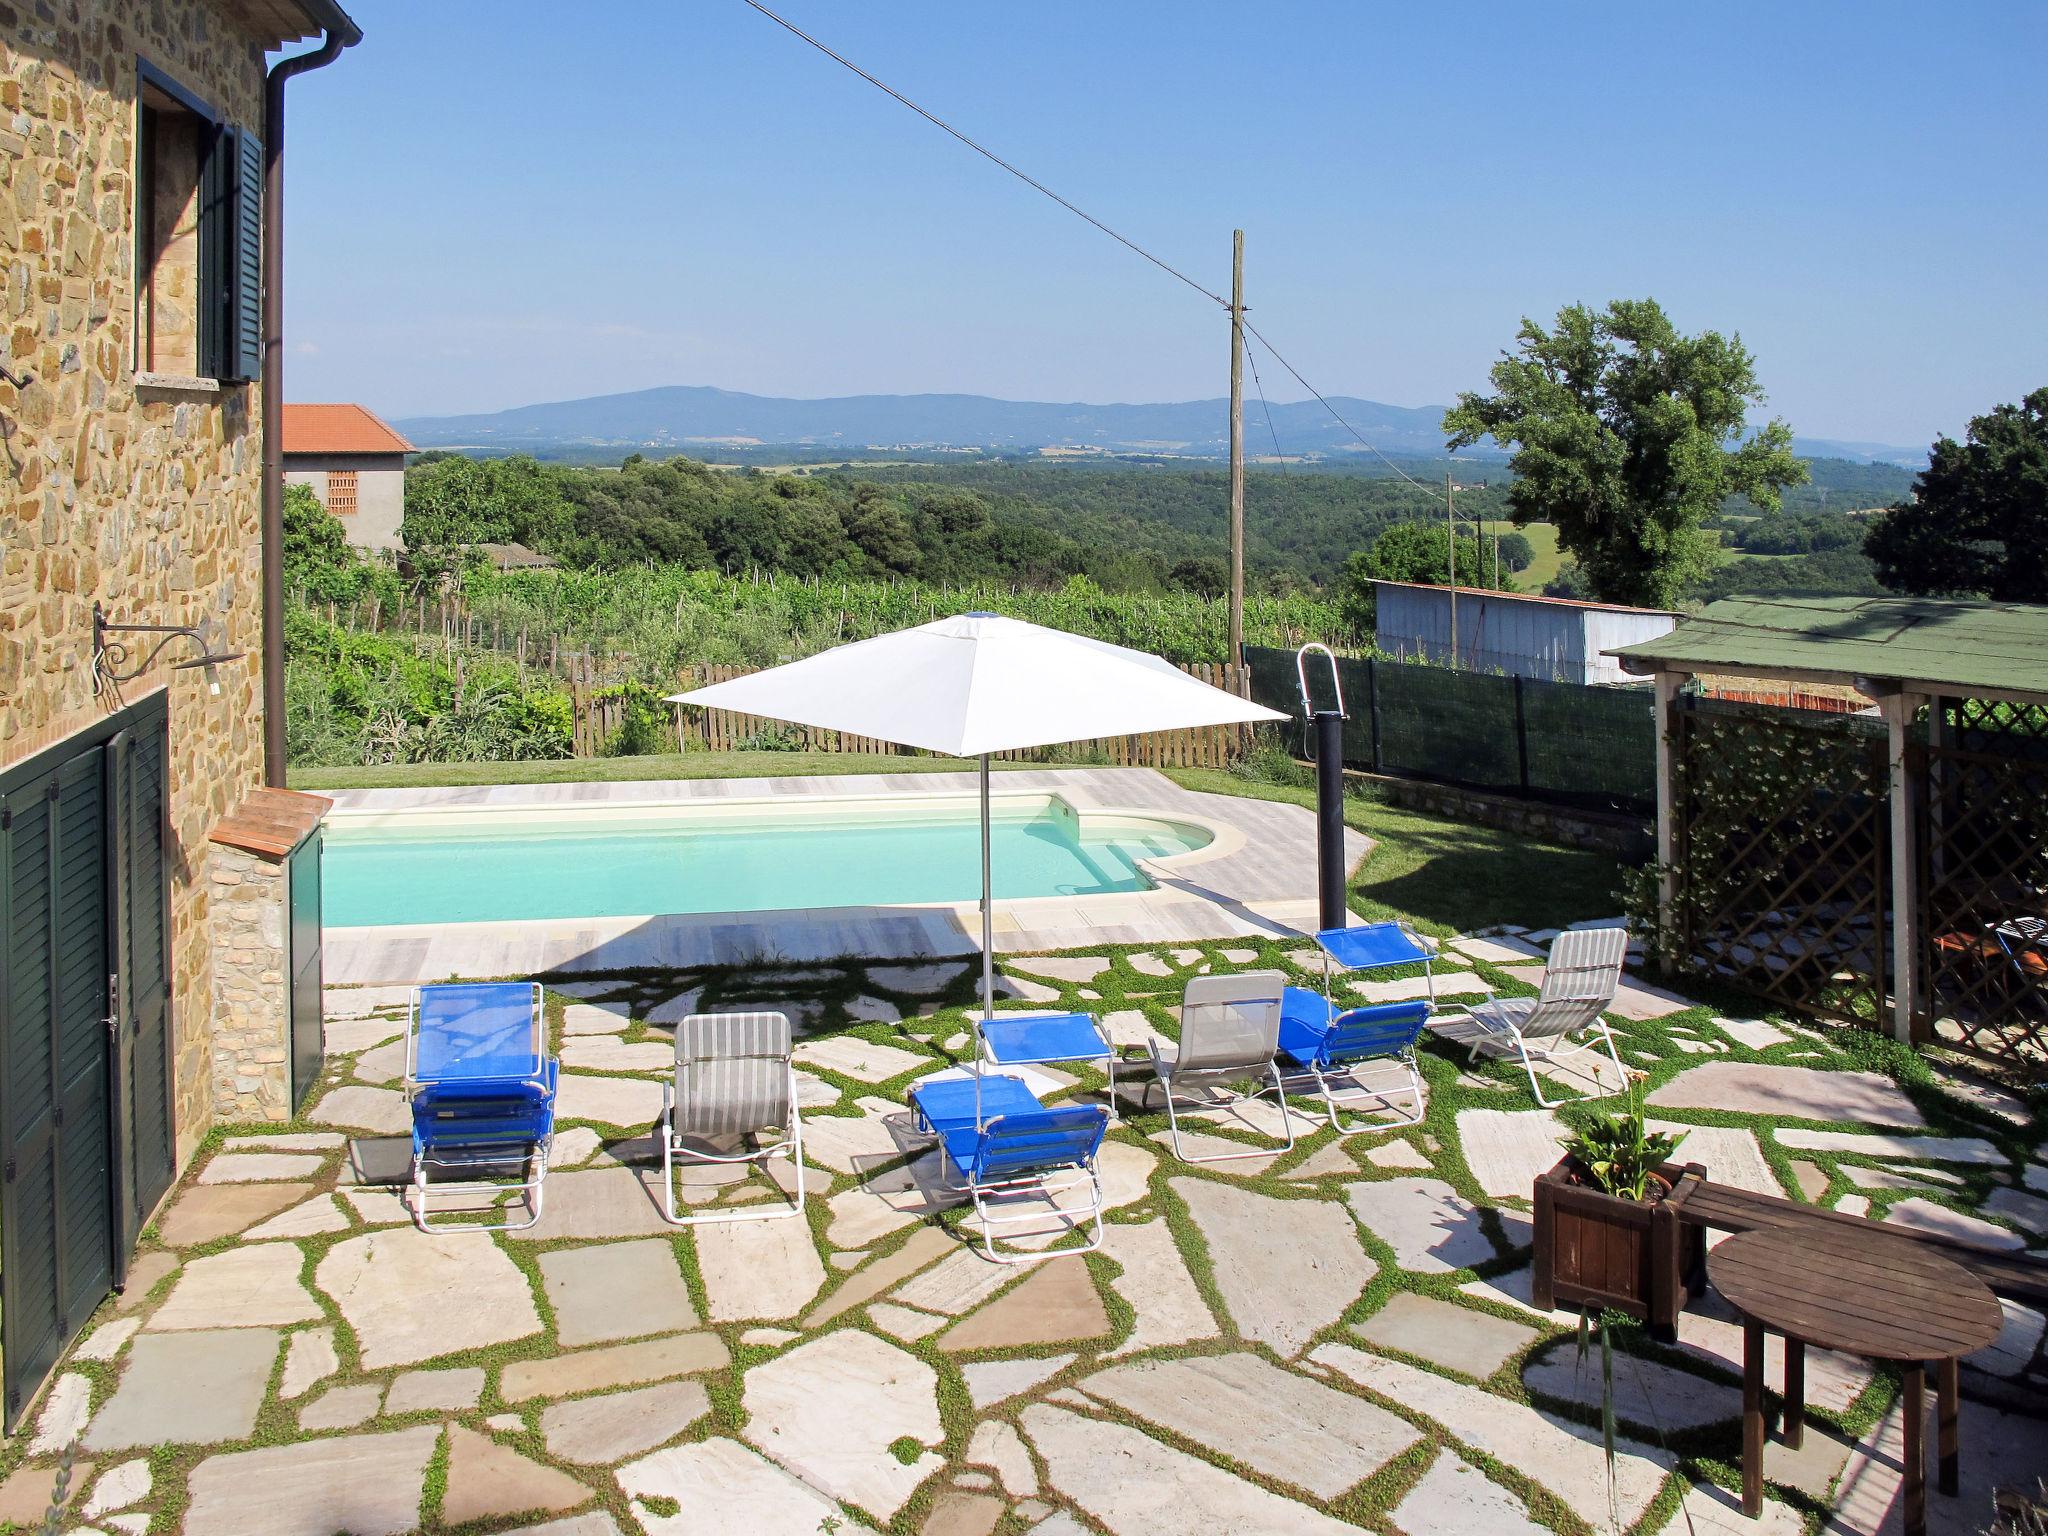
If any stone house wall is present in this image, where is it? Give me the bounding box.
[0,4,275,1162]
[206,842,290,1121]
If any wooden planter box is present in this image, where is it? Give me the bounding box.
[1532,1156,1707,1339]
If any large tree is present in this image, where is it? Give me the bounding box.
[1863,387,2048,603]
[1337,520,1497,633]
[1442,298,1807,608]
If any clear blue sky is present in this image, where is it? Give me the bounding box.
[281,1,2046,446]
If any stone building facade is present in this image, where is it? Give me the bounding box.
[1,2,345,1161]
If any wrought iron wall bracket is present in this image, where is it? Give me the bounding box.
[92,601,245,697]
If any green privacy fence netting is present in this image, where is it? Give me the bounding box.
[1243,645,1656,815]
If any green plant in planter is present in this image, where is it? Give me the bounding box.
[1560,1086,1686,1200]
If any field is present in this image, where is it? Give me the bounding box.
[1475,519,1821,587]
[1475,518,1564,588]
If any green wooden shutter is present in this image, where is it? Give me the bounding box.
[229,126,264,383]
[0,751,115,1430]
[109,712,175,1256]
[1,772,64,1428]
[51,756,113,1333]
[196,121,229,380]
[194,123,260,383]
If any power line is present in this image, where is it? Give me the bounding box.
[737,0,1229,310]
[1241,331,1286,469]
[738,0,1440,493]
[1239,318,1432,490]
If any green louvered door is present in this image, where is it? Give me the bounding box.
[1,749,115,1431]
[109,713,176,1258]
[0,692,173,1431]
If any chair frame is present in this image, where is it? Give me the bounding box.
[658,1011,808,1228]
[1281,1002,1429,1135]
[1145,971,1296,1164]
[925,1105,1110,1265]
[1438,926,1629,1108]
[405,982,556,1234]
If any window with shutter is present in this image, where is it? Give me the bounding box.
[326,470,359,517]
[134,62,260,385]
[135,89,207,377]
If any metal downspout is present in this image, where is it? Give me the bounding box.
[261,21,359,785]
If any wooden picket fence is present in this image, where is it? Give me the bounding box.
[570,662,1256,766]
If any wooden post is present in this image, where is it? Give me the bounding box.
[1654,669,1685,968]
[1884,688,1922,1044]
[1901,1363,1926,1536]
[1784,1339,1806,1449]
[1742,1320,1765,1518]
[1227,229,1245,668]
[1937,1356,1960,1496]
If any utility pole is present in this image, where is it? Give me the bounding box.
[1445,471,1458,670]
[1227,229,1246,668]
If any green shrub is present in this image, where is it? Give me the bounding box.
[1231,733,1315,789]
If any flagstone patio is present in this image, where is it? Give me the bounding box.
[6,933,2046,1535]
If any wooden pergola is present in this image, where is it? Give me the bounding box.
[1611,596,2048,1057]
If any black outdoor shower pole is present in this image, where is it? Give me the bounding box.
[1314,707,1346,931]
[1295,645,1349,932]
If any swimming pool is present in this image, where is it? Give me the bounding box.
[321,792,1215,928]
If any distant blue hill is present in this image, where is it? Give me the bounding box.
[397,385,1474,459]
[394,383,1928,468]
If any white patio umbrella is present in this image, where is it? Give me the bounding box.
[669,612,1286,1021]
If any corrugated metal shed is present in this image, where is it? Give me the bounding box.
[1373,581,1676,684]
[1608,595,2048,703]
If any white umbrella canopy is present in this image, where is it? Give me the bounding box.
[669,612,1284,757]
[669,613,1286,1020]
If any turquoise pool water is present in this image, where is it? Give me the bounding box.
[321,797,1211,928]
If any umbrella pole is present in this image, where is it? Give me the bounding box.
[979,753,996,1019]
[977,752,994,1129]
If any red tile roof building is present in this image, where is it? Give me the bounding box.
[281,403,414,554]
[280,402,415,455]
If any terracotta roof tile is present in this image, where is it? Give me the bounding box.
[281,403,415,457]
[209,788,331,859]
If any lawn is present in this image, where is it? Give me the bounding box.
[1163,767,1629,936]
[1475,519,1564,589]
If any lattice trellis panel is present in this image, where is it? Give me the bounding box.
[1671,700,1891,1024]
[1918,696,2048,1071]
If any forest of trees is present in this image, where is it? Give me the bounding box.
[399,452,1515,593]
[392,447,1924,620]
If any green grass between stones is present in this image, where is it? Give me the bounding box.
[10,789,2039,1536]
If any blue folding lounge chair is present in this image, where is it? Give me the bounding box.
[910,1073,1110,1265]
[405,982,557,1233]
[1278,989,1429,1133]
[658,1011,807,1227]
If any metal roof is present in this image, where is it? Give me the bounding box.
[1608,595,2048,702]
[1369,579,1677,618]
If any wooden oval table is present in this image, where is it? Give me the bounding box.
[1708,1226,2004,1536]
